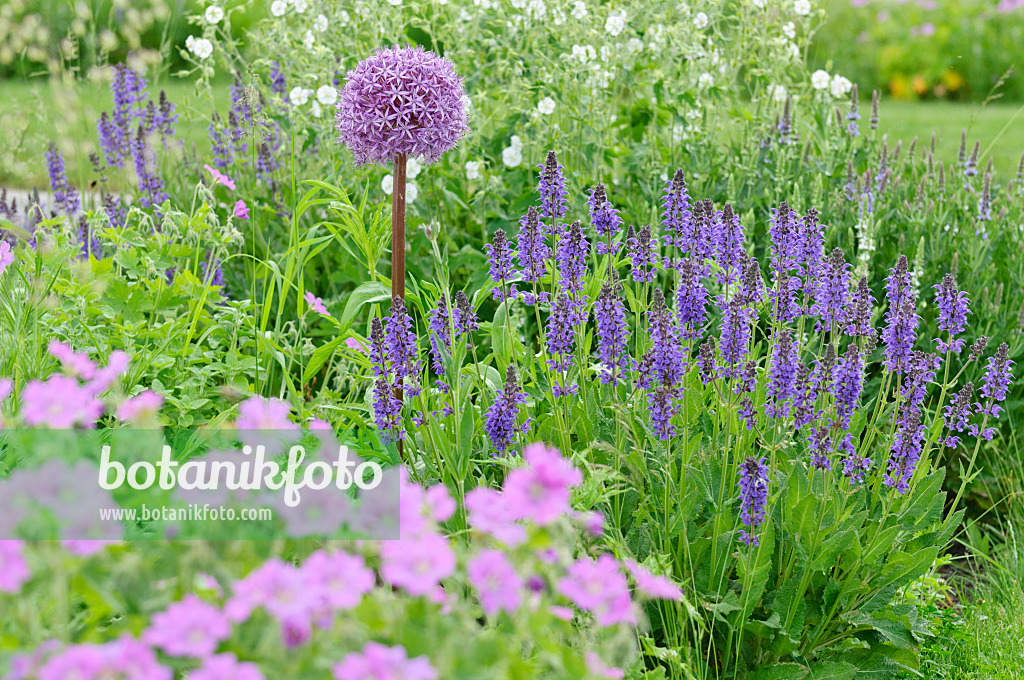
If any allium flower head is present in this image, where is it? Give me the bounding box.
[336,46,469,166]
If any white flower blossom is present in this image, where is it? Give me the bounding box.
[752,0,765,7]
[811,69,830,90]
[291,0,308,12]
[316,85,338,106]
[830,74,853,98]
[314,13,328,31]
[787,42,800,60]
[338,10,350,26]
[626,37,643,53]
[571,1,587,19]
[526,0,546,19]
[311,100,321,118]
[605,9,627,36]
[382,175,394,195]
[289,86,313,106]
[782,22,795,39]
[205,6,224,23]
[465,161,482,180]
[794,0,811,15]
[768,84,788,102]
[186,36,213,59]
[502,136,523,167]
[699,73,714,88]
[406,183,419,203]
[551,8,566,24]
[571,44,597,63]
[693,11,708,29]
[271,0,287,17]
[303,30,315,49]
[407,158,422,179]
[386,0,402,5]
[537,97,556,115]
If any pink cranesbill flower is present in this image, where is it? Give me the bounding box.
[204,164,237,190]
[345,336,366,353]
[623,559,682,601]
[235,396,297,431]
[304,291,329,315]
[301,550,375,611]
[586,653,625,680]
[336,46,469,166]
[117,390,164,421]
[187,653,265,680]
[557,554,636,627]
[225,558,319,625]
[234,199,249,219]
[0,540,31,593]
[502,443,583,526]
[48,341,96,379]
[0,377,11,401]
[0,241,14,275]
[380,531,456,596]
[62,539,119,556]
[465,487,526,546]
[332,642,437,680]
[38,637,172,680]
[87,350,130,394]
[144,594,232,658]
[467,549,523,616]
[21,375,104,428]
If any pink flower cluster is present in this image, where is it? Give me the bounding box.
[203,164,249,219]
[18,344,130,428]
[0,540,30,593]
[333,642,437,680]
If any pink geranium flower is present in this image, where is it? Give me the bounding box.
[187,653,265,680]
[502,443,582,526]
[144,594,232,658]
[623,559,682,601]
[117,390,164,421]
[465,487,526,546]
[333,642,437,680]
[0,241,14,275]
[304,291,329,315]
[234,199,249,219]
[380,532,456,596]
[557,554,636,627]
[0,540,31,593]
[21,375,104,428]
[235,396,297,431]
[301,550,375,611]
[204,164,237,190]
[467,549,523,616]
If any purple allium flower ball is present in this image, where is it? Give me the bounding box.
[336,46,469,166]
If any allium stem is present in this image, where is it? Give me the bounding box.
[392,153,407,301]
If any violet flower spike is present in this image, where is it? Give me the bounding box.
[484,366,529,456]
[933,273,970,354]
[593,281,634,386]
[537,151,569,222]
[660,169,692,251]
[737,456,770,547]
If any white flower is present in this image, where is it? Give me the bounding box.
[186,36,213,59]
[787,42,800,60]
[830,74,853,98]
[316,84,338,106]
[313,13,328,31]
[794,0,811,15]
[526,0,546,20]
[571,44,597,63]
[782,22,795,39]
[303,30,315,49]
[699,73,714,88]
[382,174,394,195]
[311,100,321,118]
[289,86,312,106]
[271,0,287,16]
[406,183,419,203]
[571,1,587,19]
[465,161,482,180]
[291,0,308,12]
[205,6,224,23]
[768,84,788,102]
[386,0,402,5]
[599,45,612,62]
[502,138,523,167]
[626,37,643,53]
[605,9,627,36]
[552,8,566,24]
[407,158,422,179]
[693,12,709,29]
[537,96,556,115]
[752,0,765,7]
[338,10,350,26]
[811,69,830,90]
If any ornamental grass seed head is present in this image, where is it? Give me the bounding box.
[336,45,469,166]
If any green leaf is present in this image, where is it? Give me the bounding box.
[747,662,808,680]
[339,282,391,331]
[805,661,857,680]
[491,300,512,367]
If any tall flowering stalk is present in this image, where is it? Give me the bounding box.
[538,151,569,224]
[336,45,469,302]
[593,279,633,386]
[737,457,771,547]
[661,169,691,256]
[589,184,622,255]
[485,366,528,456]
